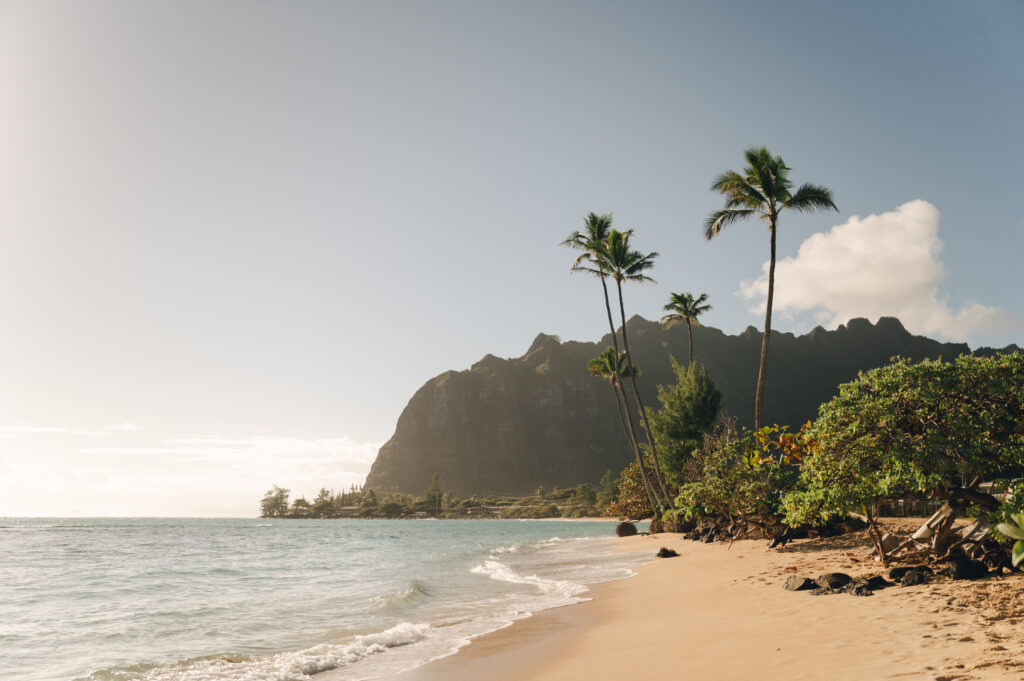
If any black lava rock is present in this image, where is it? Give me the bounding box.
[942,559,988,580]
[900,569,929,587]
[842,581,875,597]
[783,576,816,591]
[656,547,679,558]
[860,575,892,590]
[885,566,933,581]
[815,572,853,590]
[616,522,638,537]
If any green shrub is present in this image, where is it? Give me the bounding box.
[674,425,801,536]
[784,354,1024,527]
[532,503,561,518]
[649,359,722,487]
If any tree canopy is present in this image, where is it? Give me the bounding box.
[784,354,1024,529]
[649,359,722,488]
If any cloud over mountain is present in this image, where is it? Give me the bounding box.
[739,200,1017,342]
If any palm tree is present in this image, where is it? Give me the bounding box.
[562,213,622,357]
[661,292,712,365]
[587,347,659,512]
[705,147,837,430]
[592,229,671,501]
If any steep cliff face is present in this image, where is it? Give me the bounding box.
[365,333,627,495]
[364,317,1019,495]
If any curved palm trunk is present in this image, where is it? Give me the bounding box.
[615,280,670,504]
[609,378,659,515]
[754,222,776,431]
[600,278,620,355]
[686,320,694,366]
[599,277,661,508]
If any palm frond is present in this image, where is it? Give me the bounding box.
[570,250,604,271]
[740,146,794,205]
[563,212,617,275]
[785,183,838,213]
[596,229,657,284]
[569,262,609,279]
[704,208,756,239]
[743,146,771,169]
[724,191,764,210]
[560,231,586,249]
[587,347,637,379]
[662,291,712,325]
[710,170,747,193]
[661,313,684,329]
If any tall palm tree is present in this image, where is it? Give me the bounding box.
[661,292,712,365]
[587,347,659,513]
[563,216,667,508]
[593,230,671,501]
[705,147,837,430]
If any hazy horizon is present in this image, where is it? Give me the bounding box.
[2,0,1022,516]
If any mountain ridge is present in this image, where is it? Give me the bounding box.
[364,317,1020,495]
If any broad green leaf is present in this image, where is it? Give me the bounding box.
[997,523,1024,541]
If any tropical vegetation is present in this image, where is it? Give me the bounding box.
[784,353,1024,563]
[648,358,722,488]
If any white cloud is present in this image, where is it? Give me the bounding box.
[739,200,1018,343]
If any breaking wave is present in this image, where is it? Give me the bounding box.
[80,621,432,681]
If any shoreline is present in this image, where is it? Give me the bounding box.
[392,525,1024,681]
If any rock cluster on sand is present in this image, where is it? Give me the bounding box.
[785,560,991,597]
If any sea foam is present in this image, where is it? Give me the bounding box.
[470,558,588,598]
[84,622,433,681]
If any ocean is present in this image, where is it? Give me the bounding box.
[1,518,648,681]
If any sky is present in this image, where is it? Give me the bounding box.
[1,0,1022,516]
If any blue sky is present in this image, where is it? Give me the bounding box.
[1,1,1021,515]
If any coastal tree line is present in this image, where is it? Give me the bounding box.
[260,473,620,519]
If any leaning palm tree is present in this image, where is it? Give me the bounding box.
[592,230,670,501]
[661,292,712,365]
[705,147,837,430]
[565,216,667,510]
[587,347,660,513]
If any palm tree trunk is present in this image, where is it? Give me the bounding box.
[755,222,776,431]
[615,280,670,504]
[609,379,659,515]
[599,276,660,509]
[598,278,659,509]
[686,320,694,366]
[600,278,621,355]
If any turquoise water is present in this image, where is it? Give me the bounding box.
[1,518,646,681]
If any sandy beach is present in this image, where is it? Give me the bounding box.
[396,523,1024,681]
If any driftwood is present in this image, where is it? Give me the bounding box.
[877,489,1011,570]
